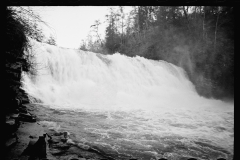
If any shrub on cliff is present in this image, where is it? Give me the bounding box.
[6,6,47,77]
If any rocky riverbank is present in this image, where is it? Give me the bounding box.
[4,103,116,160]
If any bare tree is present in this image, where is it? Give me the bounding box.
[90,20,103,47]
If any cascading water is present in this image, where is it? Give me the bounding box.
[21,39,234,160]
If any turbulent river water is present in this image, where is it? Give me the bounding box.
[21,39,234,160]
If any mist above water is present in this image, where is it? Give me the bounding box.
[21,39,234,159]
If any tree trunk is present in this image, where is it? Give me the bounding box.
[214,7,220,54]
[194,6,197,20]
[183,6,190,31]
[203,7,205,40]
[121,17,124,46]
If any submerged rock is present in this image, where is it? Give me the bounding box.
[18,105,28,113]
[6,118,16,126]
[10,113,19,118]
[18,113,36,122]
[53,132,64,136]
[50,148,68,156]
[54,142,71,150]
[66,139,75,145]
[77,143,90,150]
[63,131,70,138]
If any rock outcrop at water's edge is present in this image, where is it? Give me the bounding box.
[4,104,116,160]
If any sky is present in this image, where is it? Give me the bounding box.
[28,6,132,49]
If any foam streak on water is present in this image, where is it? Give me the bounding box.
[22,39,234,159]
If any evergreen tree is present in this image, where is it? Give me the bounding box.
[105,8,121,54]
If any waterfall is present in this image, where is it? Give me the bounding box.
[21,39,202,111]
[21,39,233,158]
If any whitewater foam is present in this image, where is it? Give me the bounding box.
[21,39,202,111]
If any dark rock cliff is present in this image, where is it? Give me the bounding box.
[5,7,31,114]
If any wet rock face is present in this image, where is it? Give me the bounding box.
[5,55,31,140]
[6,56,30,114]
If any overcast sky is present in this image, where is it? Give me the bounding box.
[28,6,132,49]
